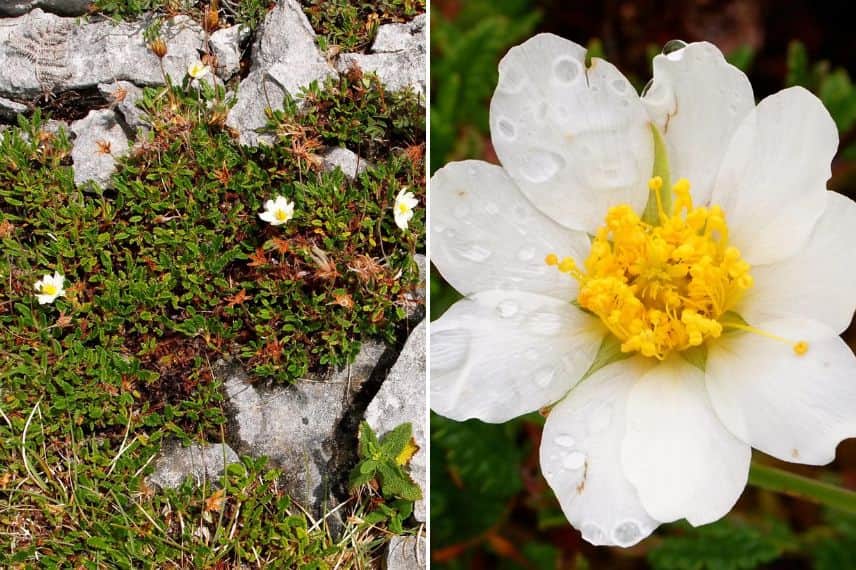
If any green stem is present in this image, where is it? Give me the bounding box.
[749,460,856,513]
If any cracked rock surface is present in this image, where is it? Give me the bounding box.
[337,15,426,96]
[0,10,208,99]
[220,340,393,515]
[226,0,335,146]
[386,535,426,570]
[70,109,128,188]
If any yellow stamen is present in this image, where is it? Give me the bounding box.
[723,322,809,356]
[41,284,57,295]
[275,209,288,222]
[648,176,666,222]
[545,253,558,266]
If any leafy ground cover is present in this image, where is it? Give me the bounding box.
[0,54,424,566]
[430,0,856,568]
[301,0,426,52]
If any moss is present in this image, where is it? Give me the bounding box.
[301,0,425,52]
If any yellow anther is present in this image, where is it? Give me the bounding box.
[41,284,57,295]
[673,178,690,194]
[545,253,558,266]
[558,257,577,273]
[794,341,809,356]
[648,176,663,192]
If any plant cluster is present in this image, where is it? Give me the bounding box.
[301,0,426,52]
[0,64,423,564]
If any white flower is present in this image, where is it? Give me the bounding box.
[187,61,210,80]
[393,187,418,230]
[259,196,295,226]
[34,271,65,304]
[430,34,856,548]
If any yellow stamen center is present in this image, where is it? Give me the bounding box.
[275,209,289,222]
[548,178,808,359]
[41,283,57,295]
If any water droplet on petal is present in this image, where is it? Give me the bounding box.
[534,367,555,388]
[555,434,575,447]
[553,57,581,84]
[613,520,643,547]
[662,39,687,59]
[563,451,586,469]
[497,65,526,94]
[496,117,516,140]
[518,150,565,184]
[588,404,613,434]
[581,523,606,545]
[431,329,469,374]
[485,202,499,215]
[496,299,518,318]
[612,78,629,93]
[454,242,492,262]
[445,228,457,239]
[517,245,535,261]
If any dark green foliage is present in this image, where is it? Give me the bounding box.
[648,519,795,570]
[430,0,540,173]
[431,414,524,548]
[301,0,426,52]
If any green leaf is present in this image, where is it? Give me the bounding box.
[379,422,413,458]
[641,123,671,225]
[649,518,793,570]
[357,421,380,458]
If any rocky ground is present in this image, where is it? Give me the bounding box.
[0,1,426,567]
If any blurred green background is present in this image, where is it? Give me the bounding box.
[429,0,856,568]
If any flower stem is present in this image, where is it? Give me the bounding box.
[749,460,856,513]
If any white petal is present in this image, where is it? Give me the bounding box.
[706,317,856,465]
[740,192,856,333]
[489,33,653,233]
[622,357,750,525]
[259,211,275,223]
[430,160,590,299]
[540,357,659,547]
[36,294,51,304]
[263,199,275,211]
[430,290,603,423]
[643,42,754,206]
[711,87,838,265]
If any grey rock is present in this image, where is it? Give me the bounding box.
[337,15,425,96]
[386,535,426,570]
[221,339,389,514]
[404,253,426,321]
[322,146,368,180]
[98,81,148,134]
[0,0,90,17]
[70,109,128,188]
[0,10,205,99]
[0,96,27,121]
[226,0,335,146]
[209,25,248,80]
[365,321,426,521]
[147,442,240,489]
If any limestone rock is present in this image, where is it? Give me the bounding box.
[404,254,426,321]
[0,96,27,121]
[70,109,128,188]
[322,147,368,180]
[0,10,205,99]
[386,535,426,570]
[209,25,248,80]
[221,340,390,514]
[98,81,147,134]
[365,321,426,521]
[337,15,425,96]
[226,0,335,146]
[147,442,240,489]
[0,0,90,17]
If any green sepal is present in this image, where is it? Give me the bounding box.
[680,345,708,372]
[580,334,632,382]
[641,123,672,226]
